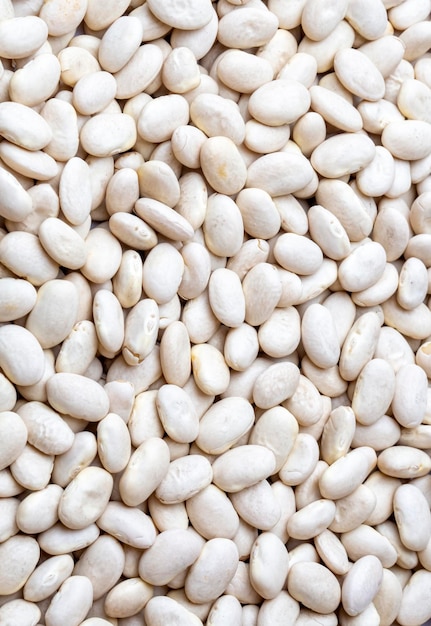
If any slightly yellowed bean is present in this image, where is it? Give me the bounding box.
[191,343,230,396]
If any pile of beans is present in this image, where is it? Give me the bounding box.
[2,0,431,624]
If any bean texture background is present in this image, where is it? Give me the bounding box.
[1,0,431,625]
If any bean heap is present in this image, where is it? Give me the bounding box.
[1,0,431,624]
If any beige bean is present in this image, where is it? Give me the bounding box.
[242,262,282,327]
[17,401,74,456]
[139,527,202,586]
[301,0,347,40]
[45,575,93,626]
[0,166,33,222]
[200,135,247,195]
[393,483,431,552]
[301,303,340,368]
[341,524,397,567]
[0,16,47,58]
[321,406,356,465]
[279,433,319,486]
[122,298,159,366]
[138,94,189,143]
[0,535,40,594]
[382,119,431,160]
[80,112,136,157]
[72,535,124,602]
[316,179,373,242]
[0,413,27,473]
[0,324,45,386]
[160,321,191,387]
[312,132,375,179]
[9,52,61,108]
[258,301,300,352]
[144,595,203,626]
[352,358,395,426]
[287,562,341,614]
[248,150,314,196]
[334,47,385,101]
[170,6,218,59]
[104,577,153,618]
[208,268,245,328]
[55,320,98,376]
[156,384,199,444]
[315,529,350,576]
[135,198,193,243]
[47,372,109,421]
[98,16,143,73]
[298,20,355,73]
[186,484,239,540]
[377,445,431,478]
[119,437,169,507]
[252,362,300,409]
[17,483,61,536]
[212,445,276,493]
[191,343,230,396]
[218,7,278,48]
[288,499,336,540]
[185,538,239,604]
[58,466,113,530]
[341,555,383,617]
[248,79,310,127]
[203,194,244,257]
[97,412,131,474]
[25,279,78,350]
[397,569,431,626]
[23,554,74,603]
[97,501,156,549]
[0,101,52,150]
[0,277,37,323]
[156,454,212,504]
[224,323,259,371]
[283,375,324,427]
[0,141,58,181]
[230,479,281,531]
[196,396,254,455]
[320,447,377,500]
[329,484,376,533]
[339,311,382,381]
[38,522,100,556]
[249,532,289,600]
[309,84,362,132]
[112,250,143,309]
